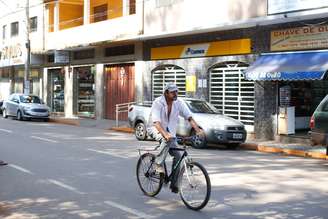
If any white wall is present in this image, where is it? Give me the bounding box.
[144,0,267,35]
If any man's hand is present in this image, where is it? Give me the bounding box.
[195,128,205,137]
[163,132,173,141]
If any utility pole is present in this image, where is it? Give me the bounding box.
[24,0,31,95]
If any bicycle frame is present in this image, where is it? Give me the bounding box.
[162,147,188,184]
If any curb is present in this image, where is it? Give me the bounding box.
[49,118,80,126]
[240,143,328,160]
[110,127,134,133]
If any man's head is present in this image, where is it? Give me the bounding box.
[164,82,178,101]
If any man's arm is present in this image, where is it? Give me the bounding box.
[153,121,173,141]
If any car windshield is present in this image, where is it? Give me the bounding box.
[20,95,42,104]
[185,100,220,114]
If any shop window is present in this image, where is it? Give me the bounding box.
[74,67,95,117]
[11,22,19,37]
[0,68,10,79]
[51,69,65,113]
[93,4,108,23]
[29,16,38,32]
[73,49,95,60]
[105,45,134,57]
[151,65,186,100]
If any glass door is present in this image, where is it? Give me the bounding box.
[51,69,65,113]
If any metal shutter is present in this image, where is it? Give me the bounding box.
[209,62,254,131]
[152,65,186,100]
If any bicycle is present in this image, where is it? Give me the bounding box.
[136,135,211,211]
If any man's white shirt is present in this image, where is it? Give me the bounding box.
[148,96,192,136]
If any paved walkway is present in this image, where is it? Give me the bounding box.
[49,116,328,160]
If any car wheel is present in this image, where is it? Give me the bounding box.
[17,110,24,121]
[2,109,7,118]
[190,129,207,149]
[135,122,147,141]
[227,143,239,150]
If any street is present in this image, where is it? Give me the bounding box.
[0,118,328,219]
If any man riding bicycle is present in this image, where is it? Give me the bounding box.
[147,82,204,193]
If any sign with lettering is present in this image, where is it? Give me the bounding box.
[268,0,328,14]
[55,50,69,63]
[0,43,25,66]
[271,25,328,51]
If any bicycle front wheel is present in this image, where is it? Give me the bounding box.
[136,153,164,197]
[179,161,211,210]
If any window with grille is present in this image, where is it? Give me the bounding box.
[209,61,254,131]
[29,16,38,32]
[151,65,186,100]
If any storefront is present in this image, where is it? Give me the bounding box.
[143,38,255,131]
[244,51,328,134]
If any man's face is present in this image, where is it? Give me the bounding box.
[166,90,178,101]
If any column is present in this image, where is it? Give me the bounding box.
[54,1,59,32]
[95,64,104,119]
[42,68,48,104]
[64,66,74,118]
[123,0,129,16]
[84,0,90,25]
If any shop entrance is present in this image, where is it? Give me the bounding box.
[105,64,135,120]
[49,69,65,113]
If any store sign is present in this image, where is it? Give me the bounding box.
[151,39,251,60]
[55,50,69,64]
[268,0,328,14]
[271,25,328,51]
[0,44,24,66]
[181,44,209,58]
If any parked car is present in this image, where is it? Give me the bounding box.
[2,93,50,121]
[310,94,328,149]
[128,98,247,149]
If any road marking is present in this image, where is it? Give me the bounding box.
[87,149,127,159]
[47,179,85,195]
[0,128,12,133]
[9,164,34,175]
[104,200,153,219]
[31,136,58,143]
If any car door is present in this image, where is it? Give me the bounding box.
[314,97,328,133]
[11,95,20,116]
[6,94,15,116]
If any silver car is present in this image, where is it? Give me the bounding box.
[128,98,247,149]
[2,93,50,121]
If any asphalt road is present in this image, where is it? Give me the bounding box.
[0,117,328,219]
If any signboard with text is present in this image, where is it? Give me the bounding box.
[54,50,70,64]
[268,0,328,14]
[271,25,328,51]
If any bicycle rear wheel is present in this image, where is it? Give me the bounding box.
[136,153,164,197]
[179,161,211,210]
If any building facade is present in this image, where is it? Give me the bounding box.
[2,0,328,140]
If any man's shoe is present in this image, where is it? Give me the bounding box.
[155,164,164,173]
[170,186,179,194]
[0,160,8,166]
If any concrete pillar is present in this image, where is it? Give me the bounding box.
[134,61,144,103]
[95,64,104,119]
[42,68,48,104]
[83,0,90,25]
[54,1,59,32]
[64,66,74,118]
[123,0,129,16]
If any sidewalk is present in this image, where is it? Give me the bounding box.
[49,116,328,160]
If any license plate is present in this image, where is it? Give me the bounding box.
[232,133,243,139]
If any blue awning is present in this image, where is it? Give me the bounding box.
[244,51,328,81]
